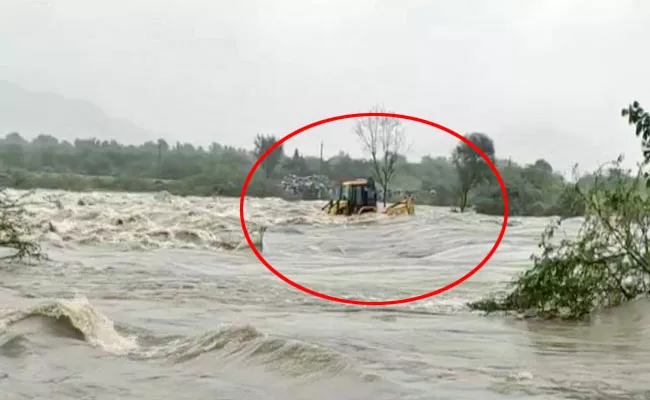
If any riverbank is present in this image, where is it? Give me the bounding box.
[0,168,446,206]
[0,167,586,218]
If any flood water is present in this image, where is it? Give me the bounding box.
[1,189,649,400]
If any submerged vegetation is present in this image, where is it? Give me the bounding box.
[470,101,650,320]
[0,189,41,261]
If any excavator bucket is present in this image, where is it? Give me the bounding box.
[383,197,415,216]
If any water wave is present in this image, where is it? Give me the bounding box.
[9,188,505,253]
[0,297,352,380]
[0,297,138,354]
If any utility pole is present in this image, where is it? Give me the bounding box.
[319,141,323,174]
[157,141,163,179]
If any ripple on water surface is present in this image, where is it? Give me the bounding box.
[0,189,647,400]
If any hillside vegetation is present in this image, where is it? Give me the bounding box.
[0,129,604,217]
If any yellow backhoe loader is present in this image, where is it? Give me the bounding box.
[322,177,414,217]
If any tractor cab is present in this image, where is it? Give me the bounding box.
[322,177,378,216]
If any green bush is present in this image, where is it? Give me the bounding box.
[469,101,650,320]
[0,190,41,261]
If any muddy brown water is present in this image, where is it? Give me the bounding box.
[0,190,649,399]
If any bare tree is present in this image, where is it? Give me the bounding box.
[354,105,406,206]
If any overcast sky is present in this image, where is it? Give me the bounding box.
[1,0,649,175]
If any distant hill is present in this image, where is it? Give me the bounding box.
[0,80,159,144]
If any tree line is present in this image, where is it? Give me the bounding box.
[0,112,617,217]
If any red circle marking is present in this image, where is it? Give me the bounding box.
[239,112,509,306]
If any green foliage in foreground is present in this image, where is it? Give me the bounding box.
[469,101,650,320]
[0,190,41,261]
